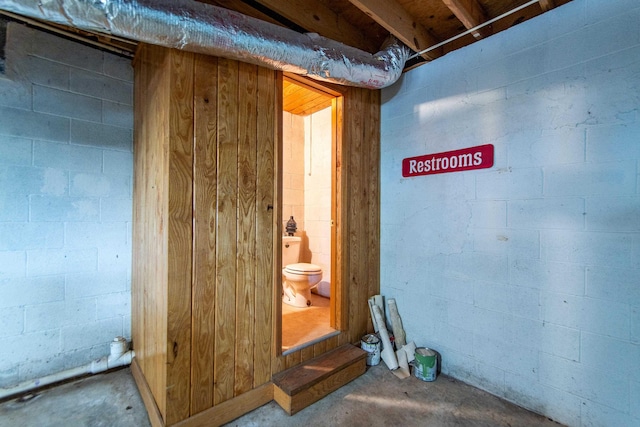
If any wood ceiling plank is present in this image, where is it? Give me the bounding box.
[291,99,333,116]
[441,0,491,39]
[254,0,379,53]
[538,0,557,12]
[284,93,318,112]
[283,79,334,116]
[348,0,443,60]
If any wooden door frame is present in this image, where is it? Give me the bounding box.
[275,73,346,356]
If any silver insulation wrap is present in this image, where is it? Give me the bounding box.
[0,0,409,89]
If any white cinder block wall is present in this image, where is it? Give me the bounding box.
[0,23,133,388]
[381,0,639,426]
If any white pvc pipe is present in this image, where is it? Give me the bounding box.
[0,337,134,401]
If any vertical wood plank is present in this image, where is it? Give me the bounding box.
[338,333,349,347]
[191,54,218,415]
[166,49,194,425]
[300,346,315,363]
[255,68,278,386]
[333,96,346,333]
[366,90,381,313]
[356,88,371,340]
[235,61,258,396]
[347,87,365,344]
[284,350,301,369]
[133,43,171,421]
[324,335,340,352]
[214,57,239,405]
[270,72,284,377]
[132,42,145,378]
[329,97,337,330]
[149,51,169,421]
[271,355,286,377]
[313,339,327,358]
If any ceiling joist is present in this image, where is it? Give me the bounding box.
[441,0,491,39]
[198,0,285,27]
[538,0,557,12]
[253,0,379,53]
[4,0,572,74]
[347,0,442,61]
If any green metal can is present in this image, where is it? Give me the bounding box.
[413,347,437,381]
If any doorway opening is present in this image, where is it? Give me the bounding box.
[280,75,342,353]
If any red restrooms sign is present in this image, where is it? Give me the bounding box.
[402,144,494,177]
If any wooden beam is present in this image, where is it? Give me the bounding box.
[347,0,442,60]
[538,0,557,12]
[254,0,379,53]
[197,0,283,27]
[441,0,491,39]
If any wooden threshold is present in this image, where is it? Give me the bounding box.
[272,343,367,415]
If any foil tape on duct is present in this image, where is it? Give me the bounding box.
[0,0,410,89]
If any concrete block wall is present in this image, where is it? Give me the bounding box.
[0,23,133,388]
[380,0,639,425]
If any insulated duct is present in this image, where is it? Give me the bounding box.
[0,0,410,89]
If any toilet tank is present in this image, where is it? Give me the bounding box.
[282,236,301,267]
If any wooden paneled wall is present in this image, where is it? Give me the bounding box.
[132,44,380,426]
[344,87,381,341]
[133,44,278,425]
[133,44,177,423]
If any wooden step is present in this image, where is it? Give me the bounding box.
[272,343,367,415]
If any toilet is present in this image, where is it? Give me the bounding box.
[282,236,323,307]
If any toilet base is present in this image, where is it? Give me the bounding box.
[283,285,312,308]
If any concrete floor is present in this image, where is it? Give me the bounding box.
[0,368,150,427]
[0,365,563,427]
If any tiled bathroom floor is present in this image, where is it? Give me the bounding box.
[281,293,336,351]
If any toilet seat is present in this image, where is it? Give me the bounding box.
[284,263,322,276]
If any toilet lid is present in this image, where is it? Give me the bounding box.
[284,263,322,275]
